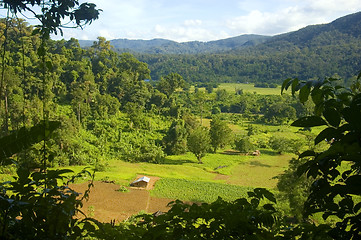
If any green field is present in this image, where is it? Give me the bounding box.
[217,83,282,95]
[152,178,254,203]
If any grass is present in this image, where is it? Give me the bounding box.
[189,83,282,95]
[216,83,282,95]
[151,178,254,203]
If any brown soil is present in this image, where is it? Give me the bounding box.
[213,174,230,181]
[70,178,172,223]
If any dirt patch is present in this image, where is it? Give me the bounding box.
[213,174,230,181]
[70,180,172,223]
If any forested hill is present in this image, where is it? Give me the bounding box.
[79,12,361,84]
[139,12,361,84]
[263,11,361,47]
[79,34,270,54]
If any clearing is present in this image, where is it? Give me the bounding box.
[71,176,172,223]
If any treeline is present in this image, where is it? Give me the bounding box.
[134,12,361,84]
[137,35,361,84]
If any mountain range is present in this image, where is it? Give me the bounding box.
[79,34,271,54]
[79,11,361,83]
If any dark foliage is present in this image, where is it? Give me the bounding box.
[281,75,361,239]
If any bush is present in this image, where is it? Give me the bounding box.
[122,140,165,163]
[269,136,306,154]
[234,137,254,153]
[269,136,291,154]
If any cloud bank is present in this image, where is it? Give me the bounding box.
[51,0,361,42]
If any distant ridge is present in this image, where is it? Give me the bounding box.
[79,34,271,54]
[79,11,361,84]
[79,12,361,55]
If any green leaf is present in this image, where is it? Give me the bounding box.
[315,127,338,145]
[251,198,259,208]
[263,204,276,211]
[345,176,361,195]
[299,150,316,158]
[291,116,327,127]
[311,88,323,105]
[354,202,361,213]
[31,28,40,36]
[37,46,46,57]
[263,191,277,203]
[46,61,53,71]
[291,78,300,96]
[323,108,341,127]
[281,78,292,94]
[247,191,256,198]
[299,85,310,104]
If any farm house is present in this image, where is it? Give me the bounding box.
[130,176,150,188]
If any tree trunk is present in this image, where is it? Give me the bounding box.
[3,87,8,134]
[197,155,203,164]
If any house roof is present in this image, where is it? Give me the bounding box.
[132,176,150,184]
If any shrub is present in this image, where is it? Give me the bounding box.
[122,140,165,164]
[269,136,291,154]
[234,137,254,153]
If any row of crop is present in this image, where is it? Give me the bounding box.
[151,178,254,203]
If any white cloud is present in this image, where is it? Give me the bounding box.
[183,19,203,26]
[153,23,227,42]
[226,0,361,36]
[98,29,116,40]
[50,0,361,41]
[306,0,360,13]
[226,7,307,35]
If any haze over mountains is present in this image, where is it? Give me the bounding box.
[79,11,361,54]
[79,34,271,54]
[79,12,361,83]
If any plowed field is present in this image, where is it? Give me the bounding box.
[71,177,173,223]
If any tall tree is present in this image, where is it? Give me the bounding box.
[163,119,188,155]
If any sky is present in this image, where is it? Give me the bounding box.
[3,0,361,42]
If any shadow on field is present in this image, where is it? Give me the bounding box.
[258,149,278,156]
[249,161,272,168]
[162,158,194,165]
[221,150,242,155]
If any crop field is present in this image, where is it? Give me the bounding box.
[151,178,254,203]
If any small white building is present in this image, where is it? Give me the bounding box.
[130,176,150,188]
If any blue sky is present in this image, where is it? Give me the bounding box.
[3,0,361,42]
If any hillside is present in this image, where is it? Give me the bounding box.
[79,11,361,84]
[79,34,270,54]
[140,12,361,83]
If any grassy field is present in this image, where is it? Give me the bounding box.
[217,83,282,95]
[189,83,282,95]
